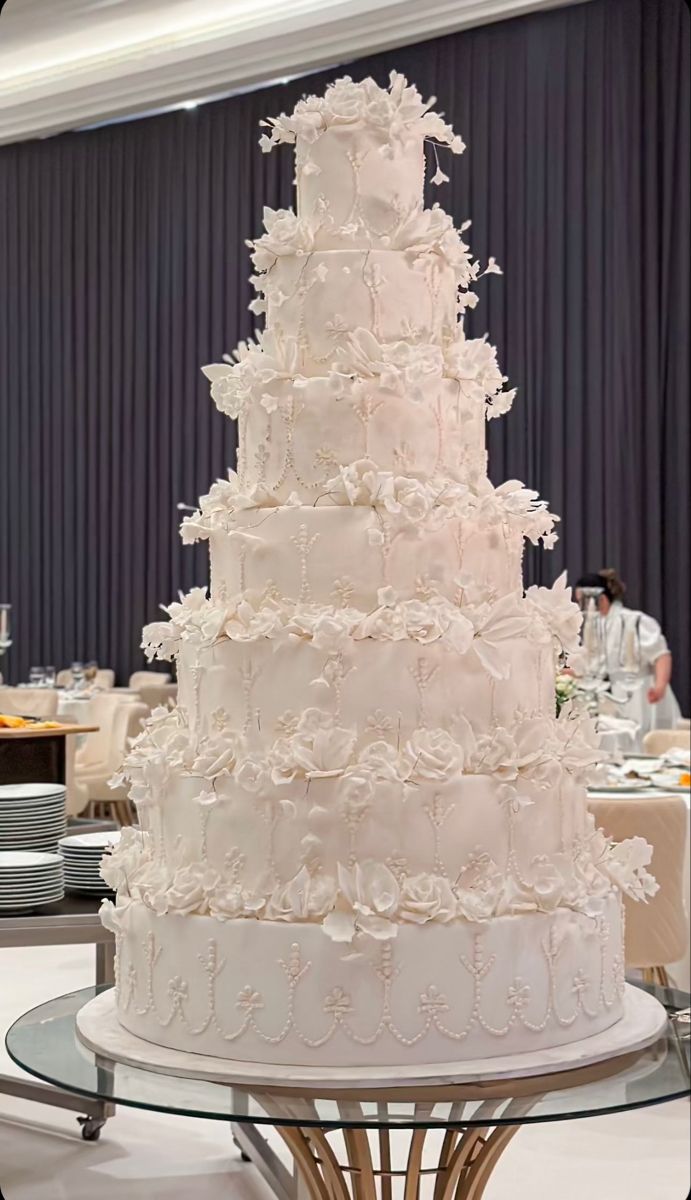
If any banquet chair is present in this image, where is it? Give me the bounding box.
[56,667,115,690]
[0,686,59,718]
[80,701,149,826]
[137,682,178,711]
[129,670,172,690]
[677,718,690,730]
[642,728,691,756]
[74,692,130,774]
[587,793,689,986]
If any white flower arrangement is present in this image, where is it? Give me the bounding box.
[141,583,541,683]
[258,72,464,155]
[443,334,516,417]
[248,204,477,285]
[525,571,583,657]
[201,330,301,421]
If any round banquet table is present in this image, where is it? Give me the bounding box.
[587,786,691,991]
[4,982,690,1200]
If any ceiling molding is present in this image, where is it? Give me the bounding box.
[0,0,578,145]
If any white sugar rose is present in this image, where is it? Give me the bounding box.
[235,756,267,793]
[335,860,400,941]
[99,828,148,893]
[191,733,246,779]
[358,740,411,782]
[267,866,337,920]
[406,728,466,781]
[291,722,356,779]
[307,611,353,653]
[529,858,566,911]
[525,571,582,655]
[391,476,432,522]
[399,874,456,924]
[137,862,177,915]
[339,770,376,812]
[455,886,497,921]
[398,599,443,643]
[355,603,407,641]
[208,879,265,921]
[601,836,659,901]
[166,863,216,915]
[251,206,315,272]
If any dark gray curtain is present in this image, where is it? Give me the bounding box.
[0,0,689,709]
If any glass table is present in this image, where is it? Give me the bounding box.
[4,982,690,1200]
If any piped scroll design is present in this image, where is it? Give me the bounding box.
[117,914,624,1051]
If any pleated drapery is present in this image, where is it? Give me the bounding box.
[0,0,689,709]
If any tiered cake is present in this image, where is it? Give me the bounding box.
[101,74,656,1069]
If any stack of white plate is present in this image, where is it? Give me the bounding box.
[0,850,64,911]
[0,784,67,853]
[59,831,120,896]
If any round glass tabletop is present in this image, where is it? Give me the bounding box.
[5,983,690,1130]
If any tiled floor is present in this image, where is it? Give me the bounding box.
[0,945,688,1199]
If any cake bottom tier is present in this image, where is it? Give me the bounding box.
[113,895,625,1068]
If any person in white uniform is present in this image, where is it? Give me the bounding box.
[575,568,681,747]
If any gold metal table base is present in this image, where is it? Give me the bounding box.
[272,1106,526,1200]
[240,1052,641,1200]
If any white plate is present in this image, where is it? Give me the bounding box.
[0,820,67,831]
[64,876,110,886]
[0,816,67,825]
[60,847,111,856]
[0,851,62,868]
[0,800,66,810]
[59,832,120,851]
[0,885,64,897]
[0,784,66,801]
[0,820,65,830]
[63,877,107,887]
[0,888,64,897]
[0,799,66,809]
[0,818,67,830]
[0,820,67,830]
[0,899,63,910]
[65,884,110,892]
[0,840,64,849]
[0,874,63,883]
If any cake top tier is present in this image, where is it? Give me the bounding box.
[259,72,464,154]
[259,72,464,249]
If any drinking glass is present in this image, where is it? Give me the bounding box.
[70,662,85,692]
[44,666,56,688]
[28,666,45,687]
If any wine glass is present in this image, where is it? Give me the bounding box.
[28,666,45,688]
[44,665,56,688]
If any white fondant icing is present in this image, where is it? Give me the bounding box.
[103,73,652,1070]
[111,896,625,1068]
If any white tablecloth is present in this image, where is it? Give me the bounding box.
[588,787,690,991]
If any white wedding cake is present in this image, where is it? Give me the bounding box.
[101,73,657,1069]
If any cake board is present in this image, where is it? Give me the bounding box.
[76,984,667,1091]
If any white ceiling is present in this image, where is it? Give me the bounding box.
[0,0,577,145]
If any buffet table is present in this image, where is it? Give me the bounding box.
[0,725,98,787]
[0,894,115,1142]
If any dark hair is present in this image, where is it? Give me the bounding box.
[598,567,627,602]
[574,569,627,603]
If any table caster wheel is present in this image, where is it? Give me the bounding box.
[78,1116,105,1141]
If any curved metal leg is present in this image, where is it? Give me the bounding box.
[265,1097,539,1200]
